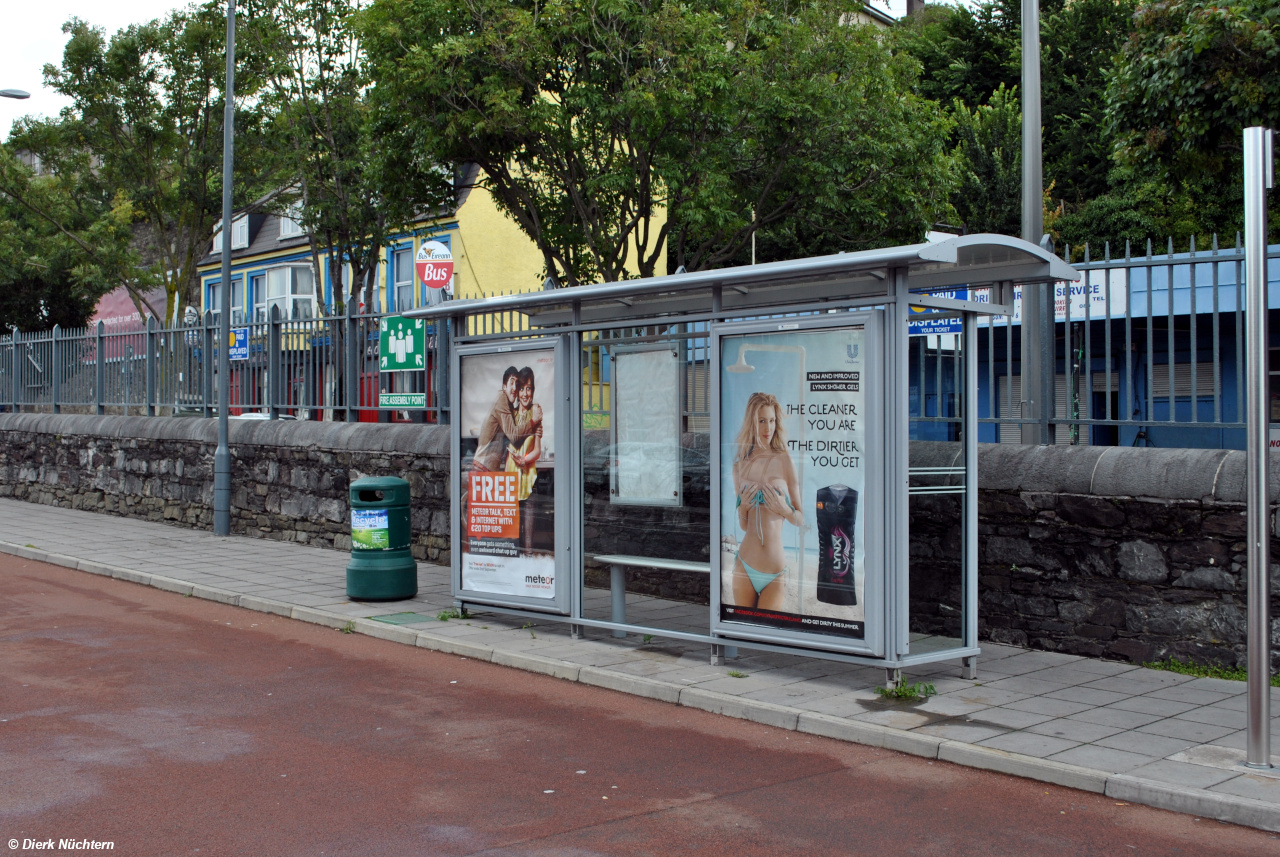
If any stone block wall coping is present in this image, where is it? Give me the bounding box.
[2,413,1276,503]
[0,413,450,457]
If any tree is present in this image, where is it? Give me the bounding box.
[950,84,1022,235]
[894,0,1138,213]
[667,5,956,269]
[0,139,138,331]
[250,0,451,311]
[42,6,272,323]
[1105,0,1280,237]
[362,0,954,286]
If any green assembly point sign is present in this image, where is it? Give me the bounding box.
[379,392,427,408]
[379,316,426,372]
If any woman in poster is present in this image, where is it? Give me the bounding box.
[506,367,542,548]
[730,392,803,610]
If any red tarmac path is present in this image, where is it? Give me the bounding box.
[2,555,1276,856]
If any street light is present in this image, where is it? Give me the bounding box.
[0,89,31,99]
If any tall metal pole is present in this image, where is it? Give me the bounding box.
[214,0,237,536]
[1019,0,1048,445]
[1244,126,1274,769]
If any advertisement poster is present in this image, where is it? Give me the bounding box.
[719,326,867,639]
[459,348,557,599]
[612,347,682,505]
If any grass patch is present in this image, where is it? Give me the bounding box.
[727,670,747,678]
[875,681,937,702]
[436,608,461,622]
[339,621,355,635]
[1144,658,1280,687]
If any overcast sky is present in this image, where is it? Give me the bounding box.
[2,0,910,142]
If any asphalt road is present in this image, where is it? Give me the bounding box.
[2,555,1276,856]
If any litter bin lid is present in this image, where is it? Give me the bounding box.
[350,475,411,506]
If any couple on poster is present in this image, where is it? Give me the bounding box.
[473,365,543,546]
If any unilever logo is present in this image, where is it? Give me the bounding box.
[846,343,860,361]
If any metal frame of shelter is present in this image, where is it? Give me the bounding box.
[406,234,1078,677]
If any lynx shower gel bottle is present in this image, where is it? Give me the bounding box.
[816,485,858,606]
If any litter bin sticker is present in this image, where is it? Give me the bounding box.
[351,509,390,550]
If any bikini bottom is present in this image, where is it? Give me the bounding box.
[740,558,785,594]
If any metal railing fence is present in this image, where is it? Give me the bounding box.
[4,237,1277,448]
[0,305,450,423]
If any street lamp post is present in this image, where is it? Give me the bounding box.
[1020,0,1051,445]
[214,1,236,536]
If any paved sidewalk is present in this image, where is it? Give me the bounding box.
[2,498,1279,832]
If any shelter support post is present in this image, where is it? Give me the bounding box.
[1244,126,1274,770]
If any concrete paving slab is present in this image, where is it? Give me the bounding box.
[1174,706,1250,730]
[1047,744,1158,774]
[978,731,1081,758]
[1145,685,1236,706]
[1209,774,1280,803]
[1069,707,1165,730]
[1027,717,1126,744]
[1091,730,1198,760]
[1138,718,1239,744]
[915,720,1009,743]
[1002,696,1095,718]
[1043,686,1130,707]
[1110,695,1200,718]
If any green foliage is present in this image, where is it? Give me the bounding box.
[1145,657,1280,688]
[436,608,461,621]
[1105,0,1280,239]
[950,84,1021,236]
[250,0,451,309]
[40,5,274,319]
[875,681,937,701]
[0,140,138,331]
[362,0,954,285]
[894,0,1138,229]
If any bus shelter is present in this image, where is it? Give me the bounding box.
[406,234,1077,679]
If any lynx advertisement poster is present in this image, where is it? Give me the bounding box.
[459,349,557,599]
[719,327,867,639]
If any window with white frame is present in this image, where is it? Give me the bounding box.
[255,265,315,320]
[212,215,251,252]
[278,204,304,239]
[208,277,245,322]
[393,247,414,311]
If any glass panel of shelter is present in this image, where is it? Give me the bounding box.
[906,316,968,657]
[578,324,713,639]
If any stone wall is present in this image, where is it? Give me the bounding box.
[0,413,1276,670]
[0,414,452,564]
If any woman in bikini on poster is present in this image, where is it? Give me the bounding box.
[731,392,803,611]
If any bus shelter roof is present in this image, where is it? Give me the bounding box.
[404,233,1077,327]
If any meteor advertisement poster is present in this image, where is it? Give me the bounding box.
[458,348,557,600]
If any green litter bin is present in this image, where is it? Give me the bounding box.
[346,476,418,601]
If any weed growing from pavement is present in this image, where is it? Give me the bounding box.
[1144,657,1280,687]
[437,608,461,621]
[727,670,747,678]
[340,621,355,634]
[875,681,936,702]
[642,634,654,644]
[522,622,536,639]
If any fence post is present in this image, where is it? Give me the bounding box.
[145,315,157,416]
[345,304,360,422]
[202,311,214,418]
[95,322,105,415]
[10,327,20,414]
[51,324,61,415]
[268,304,282,419]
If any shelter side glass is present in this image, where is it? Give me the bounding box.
[907,324,967,655]
[579,328,712,637]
